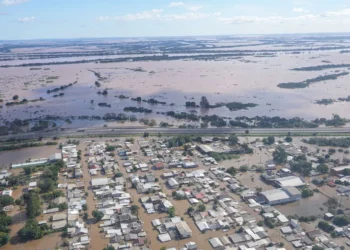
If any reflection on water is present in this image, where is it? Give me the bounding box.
[1,51,350,128]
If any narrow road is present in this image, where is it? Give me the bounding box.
[2,126,350,141]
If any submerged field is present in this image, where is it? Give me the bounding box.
[1,35,350,130]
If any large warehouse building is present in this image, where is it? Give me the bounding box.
[274,176,305,188]
[259,186,301,206]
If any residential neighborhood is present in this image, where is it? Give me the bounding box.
[1,135,350,250]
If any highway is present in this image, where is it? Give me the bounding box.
[1,126,350,141]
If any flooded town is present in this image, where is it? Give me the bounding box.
[2,1,350,250]
[1,134,350,250]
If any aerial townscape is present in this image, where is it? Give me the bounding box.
[2,1,350,250]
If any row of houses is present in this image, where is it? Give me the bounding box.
[87,142,147,249]
[61,144,91,249]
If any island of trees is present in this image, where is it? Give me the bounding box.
[277,72,349,89]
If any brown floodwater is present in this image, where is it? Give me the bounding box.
[2,45,350,129]
[0,144,59,168]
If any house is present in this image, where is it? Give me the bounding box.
[183,162,198,169]
[167,178,179,189]
[176,221,192,239]
[209,238,223,249]
[154,162,165,170]
[330,165,350,175]
[28,181,37,190]
[91,178,109,188]
[49,153,62,162]
[307,229,322,239]
[1,189,12,196]
[197,145,215,154]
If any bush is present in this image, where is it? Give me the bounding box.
[318,221,335,233]
[333,216,350,227]
[0,195,14,208]
[239,165,249,172]
[92,210,104,221]
[13,95,19,100]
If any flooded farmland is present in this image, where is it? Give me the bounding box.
[2,36,350,130]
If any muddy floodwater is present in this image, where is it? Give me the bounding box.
[2,36,350,129]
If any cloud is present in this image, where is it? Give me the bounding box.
[219,14,318,24]
[293,8,309,13]
[168,1,185,8]
[98,9,163,22]
[98,9,219,22]
[187,5,203,12]
[17,16,36,23]
[323,9,350,17]
[1,0,29,6]
[168,2,203,12]
[164,12,221,21]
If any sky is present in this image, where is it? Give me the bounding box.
[1,0,350,40]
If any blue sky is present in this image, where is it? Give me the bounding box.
[1,0,350,40]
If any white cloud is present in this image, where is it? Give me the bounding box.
[164,12,220,21]
[17,16,36,23]
[293,8,309,13]
[187,5,203,12]
[1,0,29,6]
[168,1,185,8]
[98,9,163,22]
[168,2,203,12]
[98,9,219,22]
[323,9,350,17]
[219,14,318,24]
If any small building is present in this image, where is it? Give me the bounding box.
[154,162,164,170]
[167,178,179,189]
[197,145,215,154]
[176,221,192,239]
[209,238,223,249]
[91,178,109,188]
[330,165,350,176]
[183,162,198,169]
[49,153,62,162]
[324,212,334,220]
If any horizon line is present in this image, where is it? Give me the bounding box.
[2,31,350,42]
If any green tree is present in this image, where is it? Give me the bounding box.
[103,247,116,250]
[0,232,9,246]
[200,96,210,108]
[197,204,206,212]
[0,195,14,209]
[312,246,325,250]
[317,164,329,174]
[23,166,32,175]
[168,207,175,217]
[12,95,19,100]
[239,165,249,172]
[273,146,287,164]
[301,188,314,198]
[18,219,43,241]
[92,210,104,221]
[333,216,350,227]
[263,136,275,145]
[226,167,237,176]
[130,205,140,215]
[228,134,239,146]
[149,119,157,127]
[285,136,293,142]
[26,193,41,219]
[38,178,54,193]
